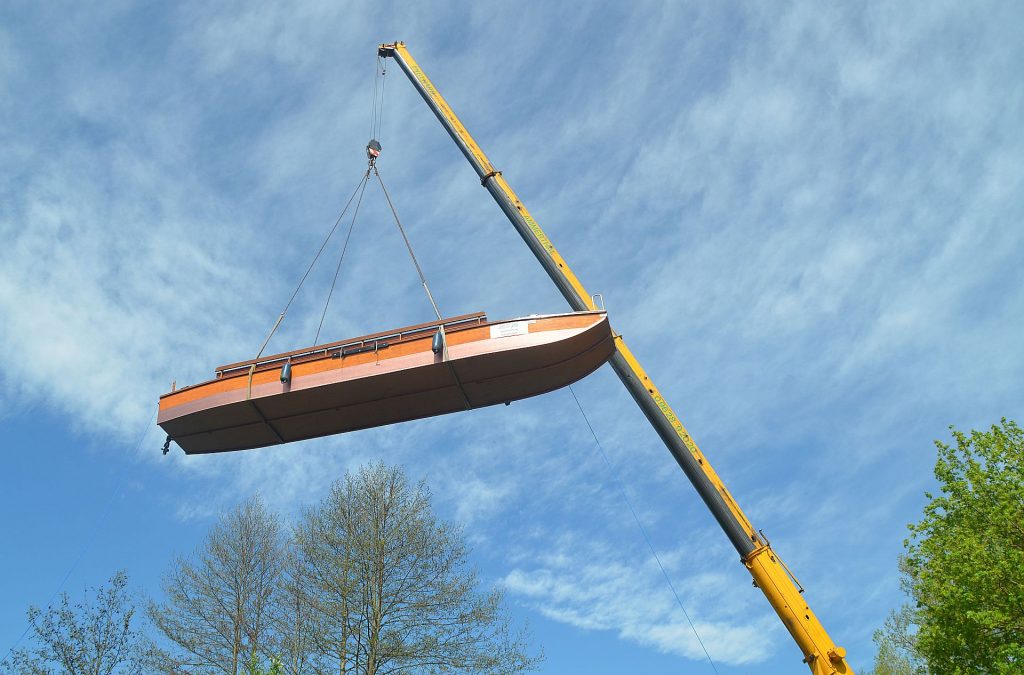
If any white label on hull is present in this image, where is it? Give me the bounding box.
[490,321,533,339]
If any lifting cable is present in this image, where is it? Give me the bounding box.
[368,51,440,320]
[370,55,387,143]
[256,58,398,357]
[373,164,444,321]
[370,56,380,141]
[313,171,371,346]
[253,168,372,359]
[252,157,444,357]
[568,385,721,675]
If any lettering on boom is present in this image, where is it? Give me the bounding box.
[652,393,699,456]
[410,62,439,100]
[522,212,555,253]
[409,62,478,158]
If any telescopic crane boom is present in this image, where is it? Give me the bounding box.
[378,41,852,674]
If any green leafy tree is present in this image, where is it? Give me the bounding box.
[899,419,1024,673]
[2,571,146,675]
[244,653,284,675]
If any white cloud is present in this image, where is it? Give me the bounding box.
[0,141,264,434]
[503,535,779,665]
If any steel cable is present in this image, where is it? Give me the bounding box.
[373,165,443,321]
[313,171,370,346]
[254,168,371,359]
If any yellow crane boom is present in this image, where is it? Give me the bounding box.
[378,41,852,674]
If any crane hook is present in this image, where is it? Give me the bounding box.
[366,139,381,163]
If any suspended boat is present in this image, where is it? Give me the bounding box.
[158,310,614,454]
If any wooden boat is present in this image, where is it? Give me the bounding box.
[158,311,614,454]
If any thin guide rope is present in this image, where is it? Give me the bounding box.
[2,409,157,666]
[568,385,721,675]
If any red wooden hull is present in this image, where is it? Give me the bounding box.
[158,311,614,454]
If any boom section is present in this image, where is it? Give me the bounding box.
[378,41,852,675]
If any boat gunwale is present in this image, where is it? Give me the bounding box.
[218,311,488,372]
[160,310,607,401]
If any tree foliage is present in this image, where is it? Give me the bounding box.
[148,495,285,674]
[144,464,540,675]
[896,419,1024,673]
[2,571,146,675]
[286,463,541,675]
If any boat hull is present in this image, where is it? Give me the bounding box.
[158,312,614,454]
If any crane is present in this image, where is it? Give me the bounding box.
[378,42,852,674]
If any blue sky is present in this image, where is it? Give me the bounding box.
[1,2,1022,673]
